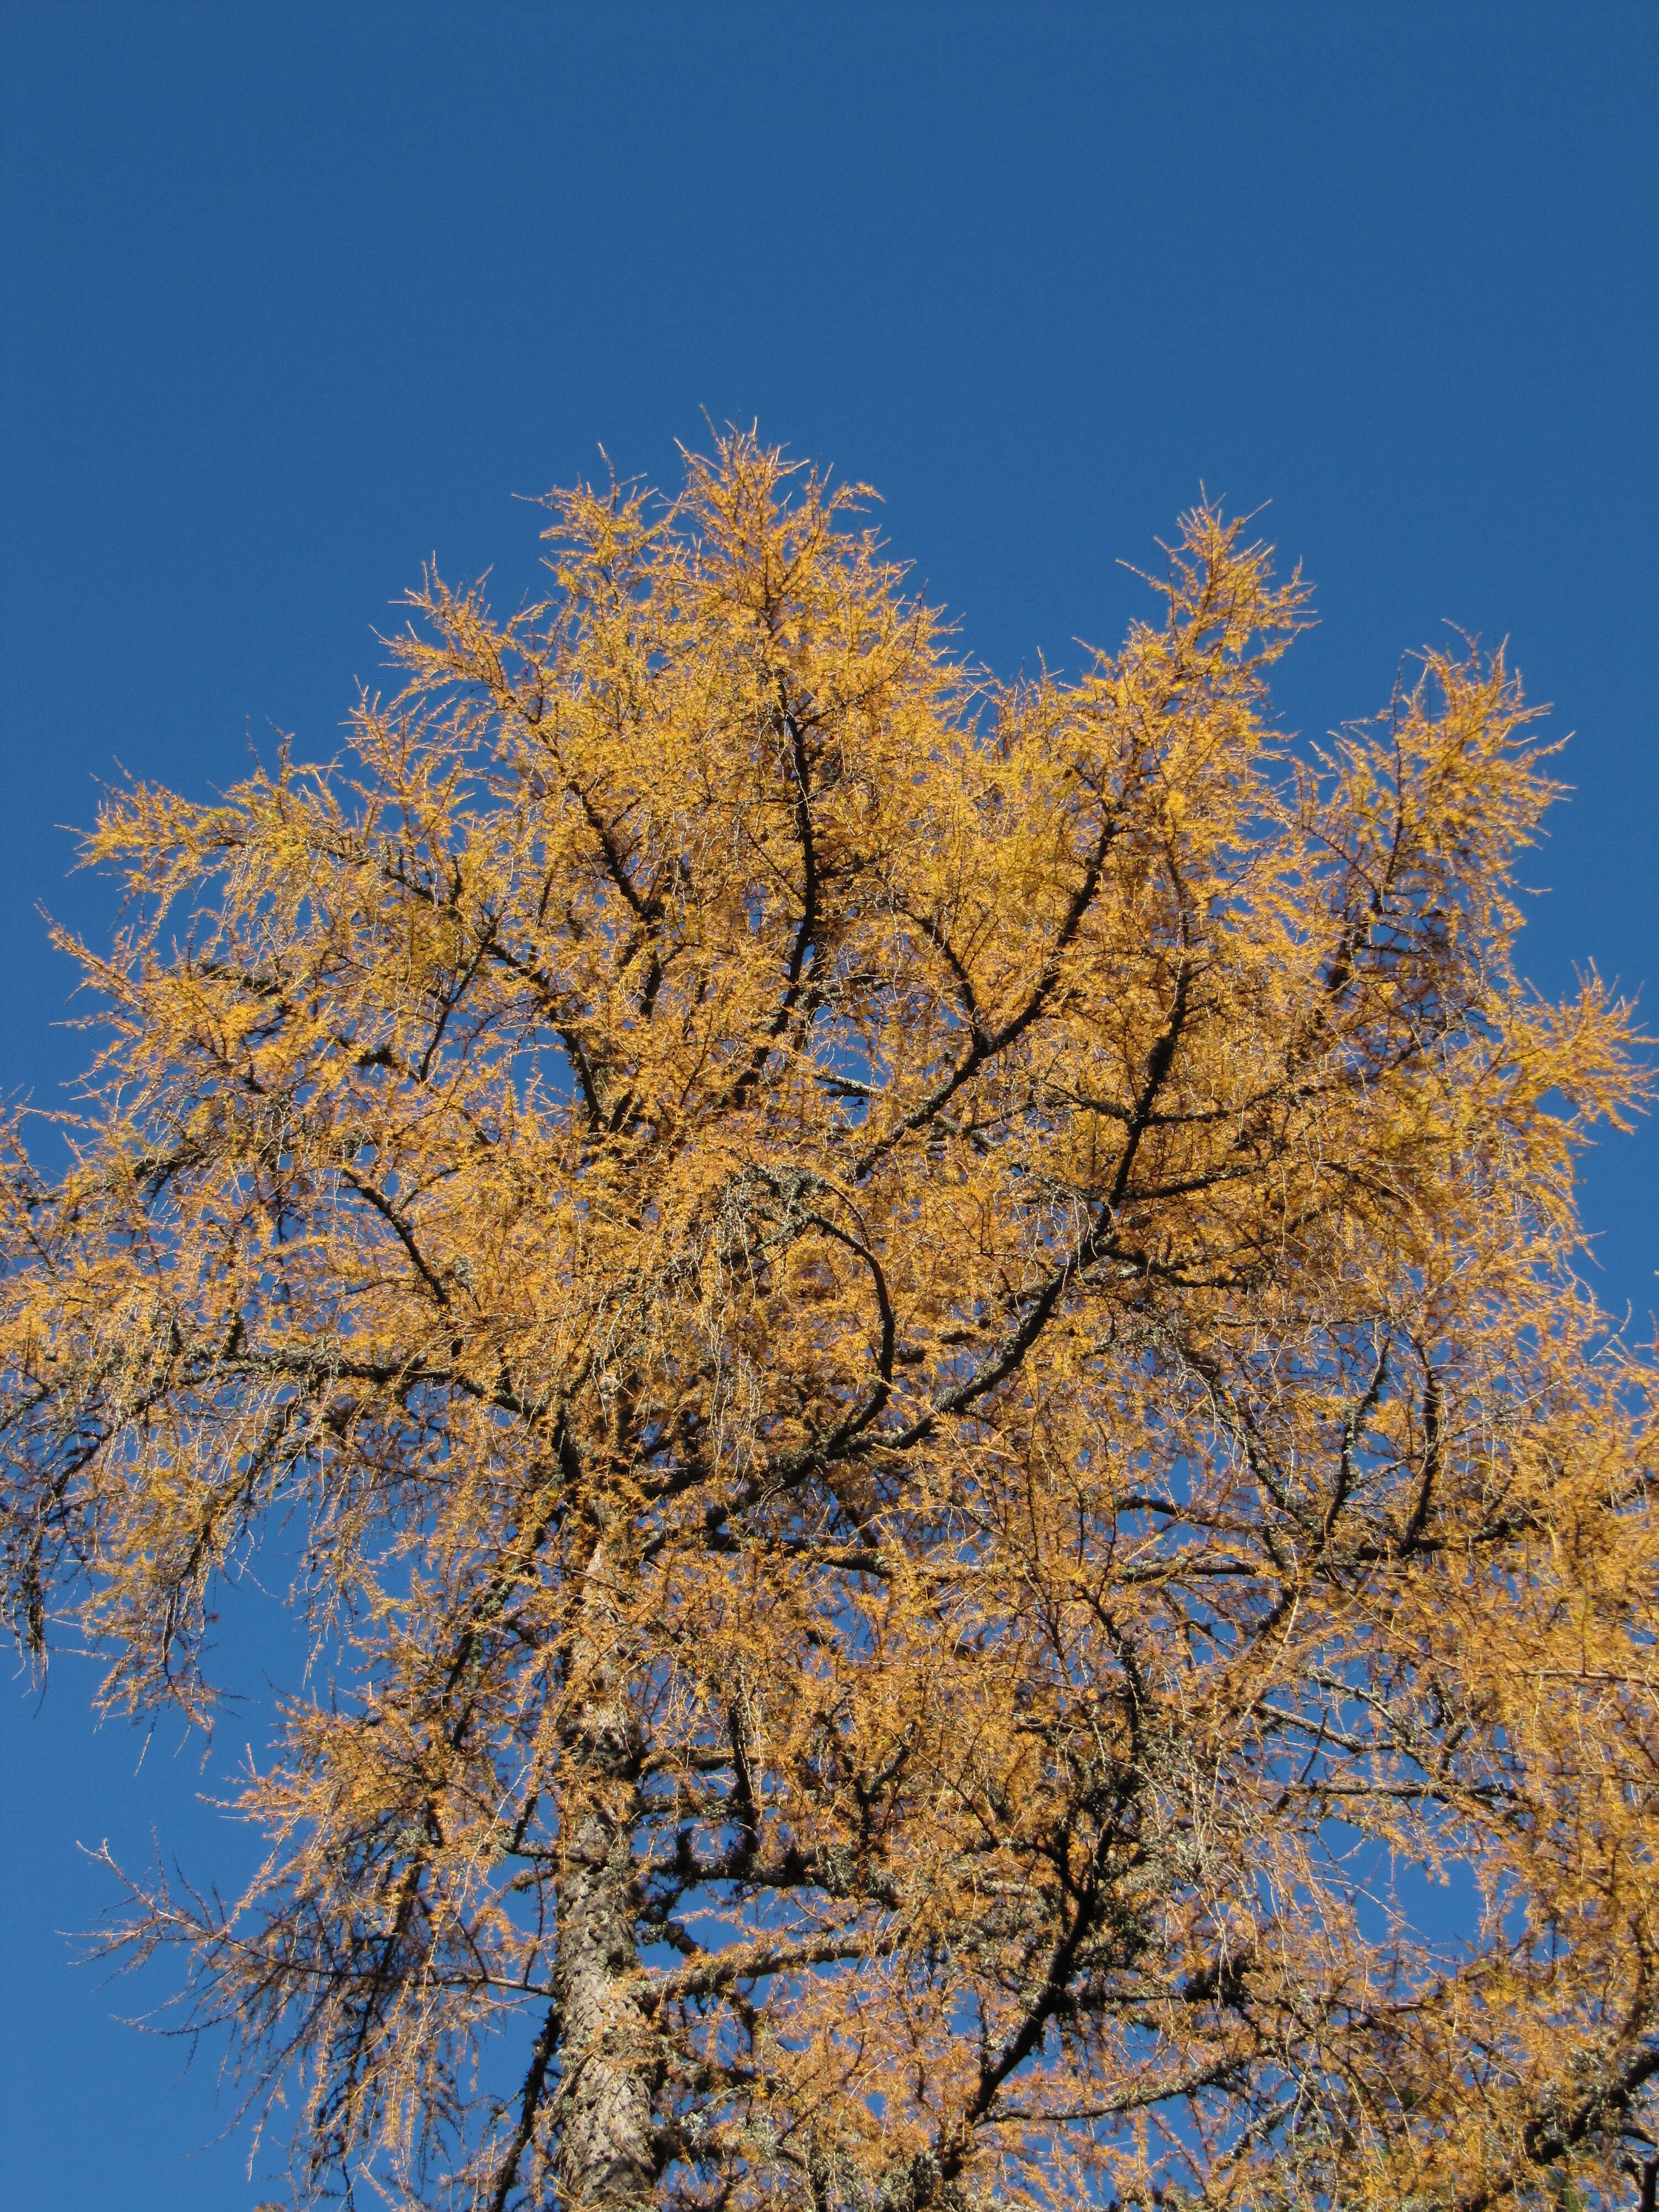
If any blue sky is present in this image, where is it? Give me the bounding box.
[2,5,1655,2203]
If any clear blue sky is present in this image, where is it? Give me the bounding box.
[2,6,1655,2203]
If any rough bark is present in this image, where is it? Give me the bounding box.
[554,1537,656,2210]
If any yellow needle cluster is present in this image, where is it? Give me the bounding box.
[1,432,1653,2210]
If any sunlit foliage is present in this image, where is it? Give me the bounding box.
[3,433,1655,2210]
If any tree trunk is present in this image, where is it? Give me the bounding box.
[554,1536,656,2209]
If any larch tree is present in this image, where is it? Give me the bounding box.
[2,432,1656,2212]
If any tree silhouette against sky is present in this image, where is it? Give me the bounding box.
[3,435,1655,2210]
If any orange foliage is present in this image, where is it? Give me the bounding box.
[2,434,1655,2210]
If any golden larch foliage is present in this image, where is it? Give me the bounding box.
[2,432,1655,2211]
